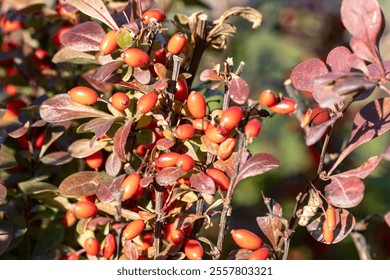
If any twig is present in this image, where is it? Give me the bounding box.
[350,231,372,260]
[166,55,183,117]
[190,196,205,239]
[153,184,164,259]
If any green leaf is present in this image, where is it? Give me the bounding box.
[0,145,17,170]
[116,28,134,49]
[18,181,57,195]
[34,222,65,256]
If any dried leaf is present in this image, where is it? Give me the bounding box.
[124,240,139,260]
[235,153,279,187]
[40,94,113,123]
[59,171,100,197]
[173,214,204,230]
[213,7,262,29]
[190,171,216,195]
[329,98,390,174]
[227,73,249,105]
[65,0,119,30]
[0,145,17,170]
[324,176,365,208]
[0,184,6,204]
[52,47,97,65]
[113,120,133,162]
[87,217,113,231]
[94,61,123,83]
[60,21,106,52]
[40,151,73,166]
[68,138,107,158]
[155,167,187,186]
[95,202,140,220]
[307,208,355,244]
[105,152,122,177]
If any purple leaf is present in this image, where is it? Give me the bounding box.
[257,215,285,248]
[324,176,365,208]
[199,69,223,82]
[40,94,113,123]
[40,151,73,166]
[312,83,343,109]
[7,122,29,138]
[59,171,100,197]
[335,155,383,179]
[113,120,133,162]
[227,73,249,104]
[314,72,358,85]
[385,212,390,228]
[156,167,187,187]
[235,153,279,187]
[305,118,337,146]
[94,61,123,83]
[332,77,375,96]
[341,0,383,48]
[329,97,390,174]
[156,138,175,150]
[290,58,329,94]
[307,208,355,244]
[190,171,216,195]
[350,37,377,63]
[67,138,107,158]
[133,67,151,85]
[0,184,6,204]
[83,118,115,138]
[87,217,113,231]
[326,46,352,73]
[0,145,17,170]
[96,174,125,203]
[60,21,106,52]
[105,152,122,177]
[65,0,119,30]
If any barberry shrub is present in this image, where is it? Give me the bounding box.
[0,0,389,260]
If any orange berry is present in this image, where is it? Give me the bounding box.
[184,239,203,260]
[142,9,166,24]
[174,124,195,140]
[244,119,262,138]
[120,173,141,201]
[103,234,116,259]
[249,247,269,260]
[217,137,236,160]
[69,86,98,105]
[231,229,262,250]
[259,89,277,107]
[192,118,211,131]
[167,32,187,55]
[325,206,336,231]
[187,91,206,119]
[206,168,230,191]
[73,201,98,219]
[122,219,145,240]
[0,15,23,32]
[219,106,243,131]
[123,48,149,67]
[176,154,195,171]
[155,152,180,168]
[111,92,130,111]
[85,150,104,169]
[164,222,186,244]
[100,30,118,55]
[205,127,226,144]
[84,237,100,256]
[322,221,334,244]
[136,91,158,114]
[268,97,296,115]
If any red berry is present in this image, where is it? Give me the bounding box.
[122,219,145,240]
[4,84,17,96]
[142,9,166,24]
[311,106,331,126]
[84,237,100,256]
[217,137,236,160]
[123,48,149,67]
[174,124,195,140]
[219,106,243,131]
[52,26,71,45]
[268,97,296,114]
[231,229,263,250]
[164,222,186,244]
[167,32,187,55]
[184,239,203,260]
[34,132,46,150]
[136,144,147,156]
[192,118,211,131]
[153,48,167,65]
[249,247,269,260]
[175,79,189,102]
[85,150,104,169]
[136,91,158,114]
[187,91,206,119]
[259,89,277,107]
[0,15,23,32]
[205,126,226,144]
[111,92,130,111]
[176,154,195,171]
[206,168,230,191]
[103,234,116,259]
[73,201,98,219]
[120,173,141,201]
[244,119,262,138]
[69,86,98,105]
[100,30,118,55]
[64,252,79,260]
[155,152,180,168]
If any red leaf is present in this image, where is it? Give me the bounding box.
[94,61,123,83]
[40,94,113,123]
[227,73,249,104]
[0,184,6,204]
[329,98,390,174]
[290,58,329,93]
[256,215,285,248]
[335,155,383,179]
[307,208,355,244]
[305,118,337,146]
[66,0,119,30]
[155,167,187,187]
[113,120,133,162]
[326,46,352,73]
[59,171,100,197]
[324,176,365,208]
[235,153,279,187]
[83,118,115,138]
[341,0,383,48]
[199,69,223,82]
[350,37,377,63]
[190,171,216,195]
[60,21,106,52]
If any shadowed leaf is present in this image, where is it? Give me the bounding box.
[227,249,252,260]
[0,145,17,170]
[0,184,6,204]
[257,214,287,248]
[156,167,187,187]
[68,138,107,158]
[113,120,133,162]
[235,153,279,187]
[83,118,115,138]
[213,7,262,29]
[190,171,216,194]
[329,97,390,174]
[94,61,123,83]
[96,174,125,203]
[40,151,73,166]
[40,94,113,123]
[307,208,355,244]
[305,118,337,146]
[60,21,106,52]
[59,171,100,197]
[324,176,365,208]
[65,0,119,30]
[227,73,249,104]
